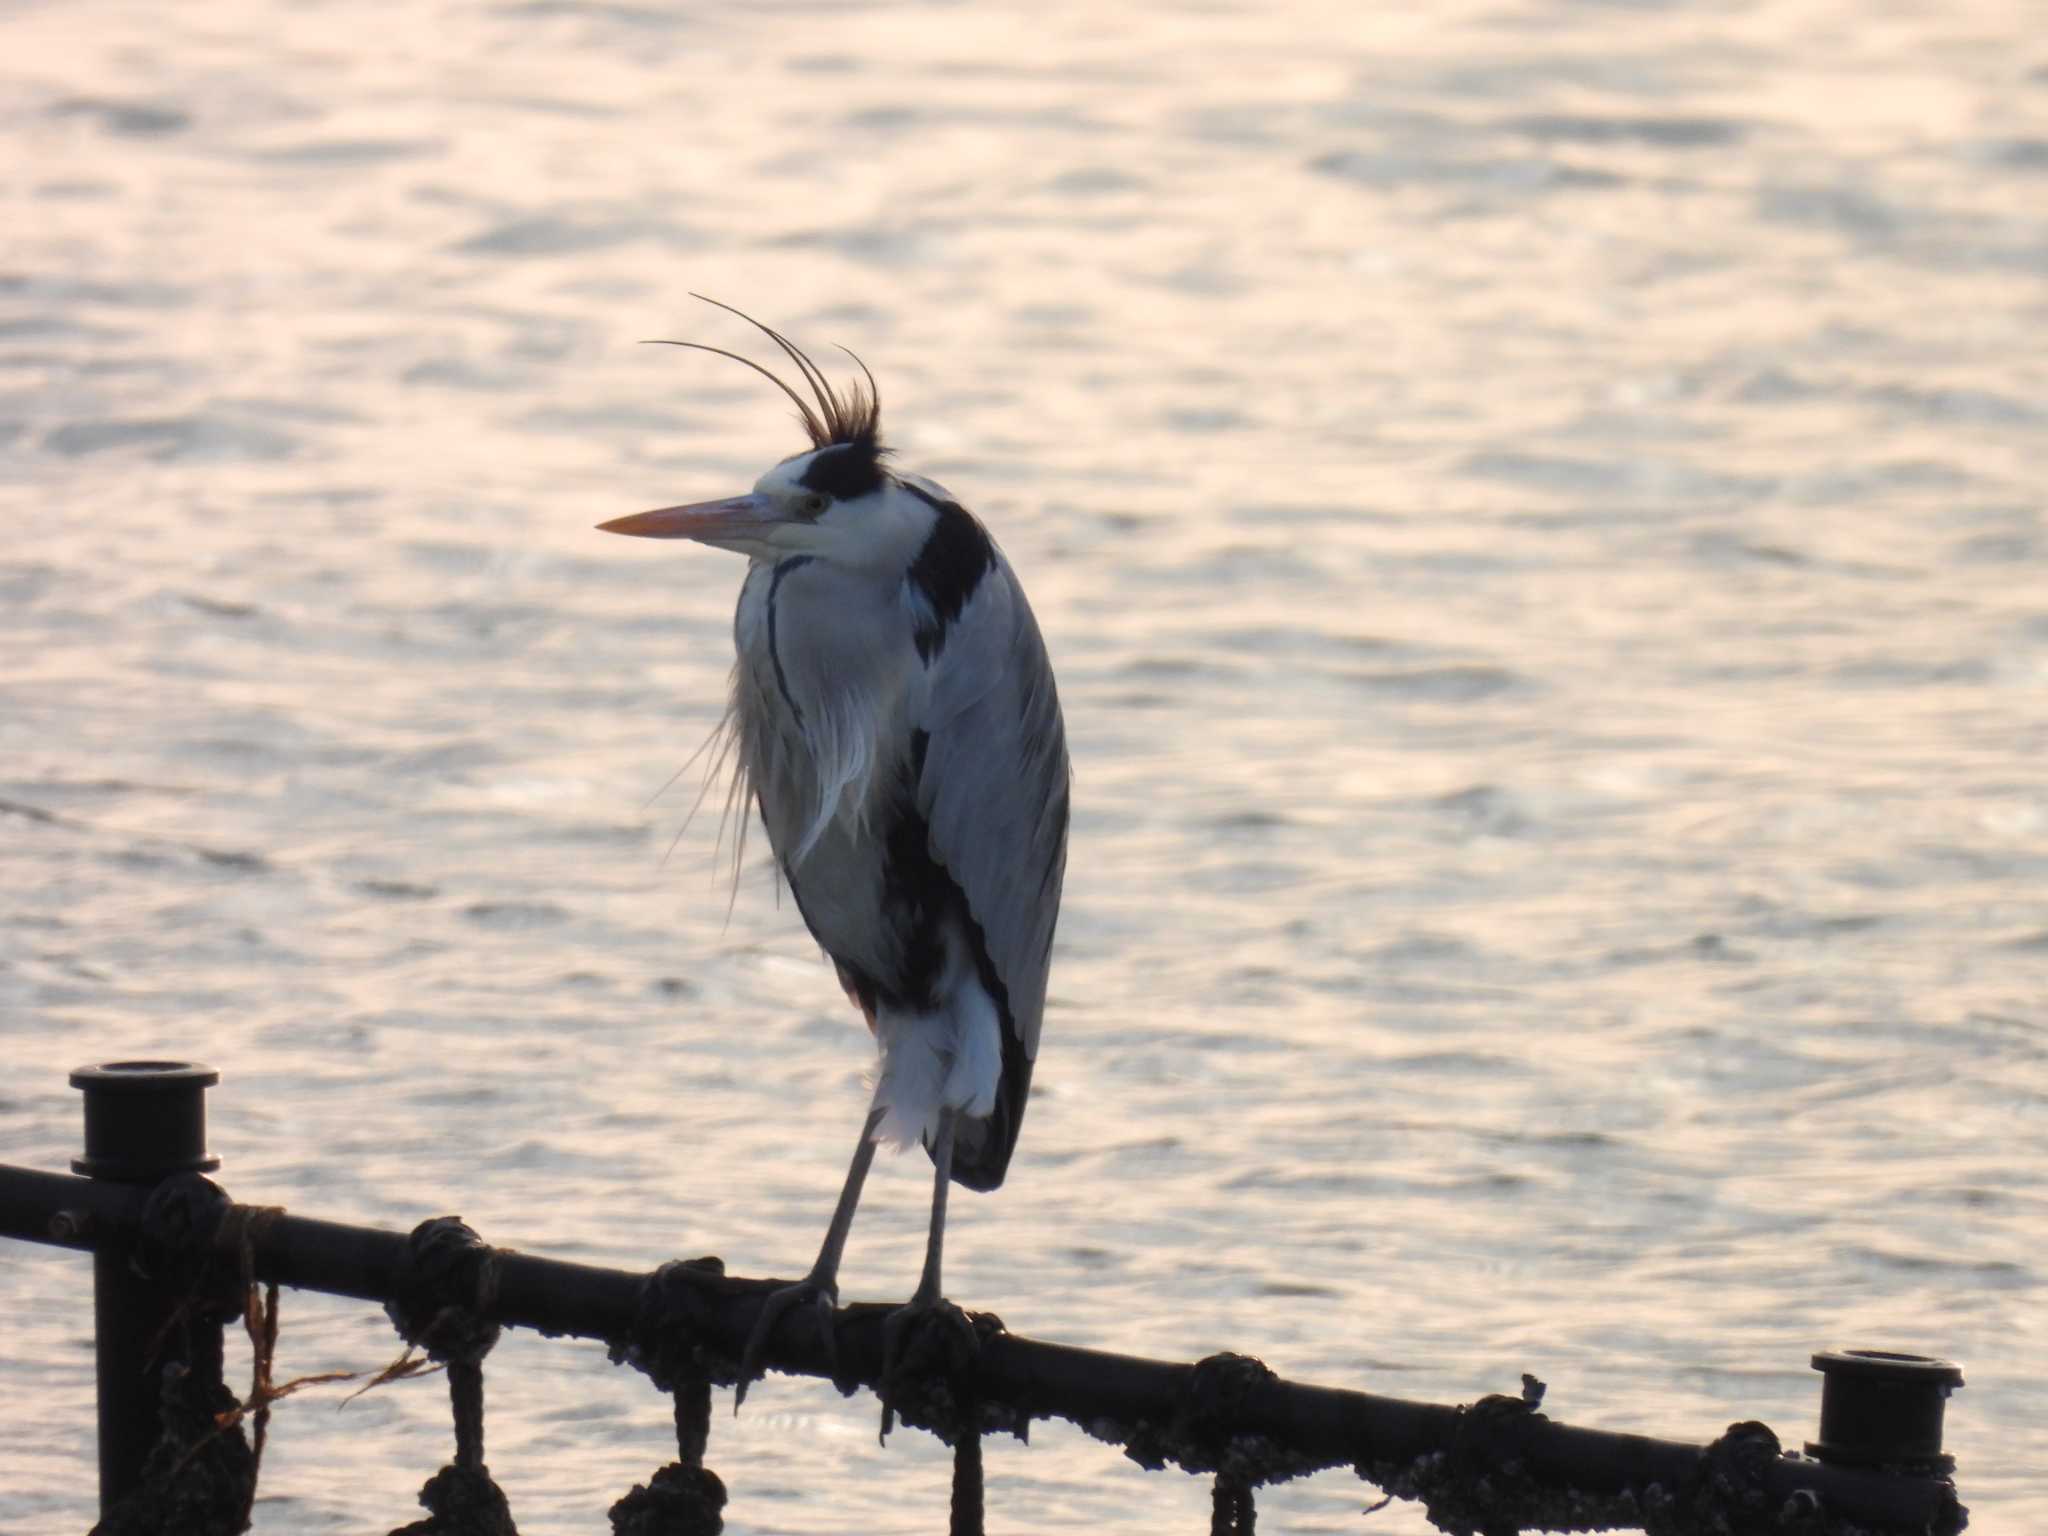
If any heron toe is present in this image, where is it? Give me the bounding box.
[735,1273,840,1412]
[877,1292,978,1442]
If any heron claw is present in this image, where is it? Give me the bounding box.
[877,1291,975,1443]
[735,1273,839,1413]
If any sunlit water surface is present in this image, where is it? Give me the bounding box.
[3,1,2045,1530]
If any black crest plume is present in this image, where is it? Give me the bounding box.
[644,295,882,453]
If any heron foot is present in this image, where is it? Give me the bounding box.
[877,1291,977,1443]
[735,1272,839,1413]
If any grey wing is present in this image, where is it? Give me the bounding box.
[914,555,1070,1062]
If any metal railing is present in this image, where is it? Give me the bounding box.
[0,1061,1969,1535]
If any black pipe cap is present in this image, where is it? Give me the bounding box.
[70,1061,222,1181]
[1808,1349,1964,1474]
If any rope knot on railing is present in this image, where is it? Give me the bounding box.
[611,1257,732,1394]
[1140,1351,1290,1536]
[1384,1370,1569,1536]
[385,1216,504,1388]
[1638,1419,1786,1536]
[607,1258,730,1535]
[137,1174,242,1323]
[383,1216,515,1536]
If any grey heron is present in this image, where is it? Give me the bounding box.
[599,300,1070,1423]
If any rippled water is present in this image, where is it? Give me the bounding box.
[3,1,2045,1530]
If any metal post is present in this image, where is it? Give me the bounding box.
[1808,1349,1965,1475]
[70,1061,221,1516]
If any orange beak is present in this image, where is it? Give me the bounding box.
[596,494,778,543]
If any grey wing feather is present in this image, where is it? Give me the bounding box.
[914,556,1070,1060]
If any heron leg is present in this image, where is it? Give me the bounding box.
[879,1106,973,1440]
[911,1106,957,1305]
[735,1105,884,1411]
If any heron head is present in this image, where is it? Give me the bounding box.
[599,434,895,558]
[601,298,920,566]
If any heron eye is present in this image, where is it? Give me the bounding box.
[800,492,829,519]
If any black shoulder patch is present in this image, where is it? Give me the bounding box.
[902,484,996,662]
[798,435,886,501]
